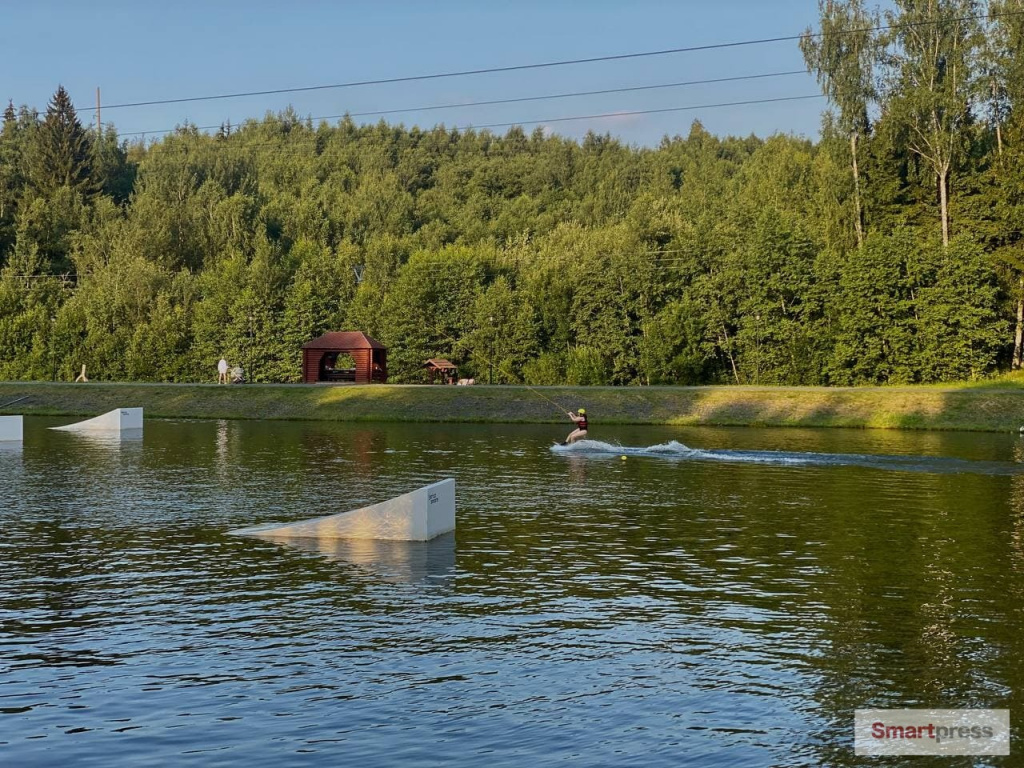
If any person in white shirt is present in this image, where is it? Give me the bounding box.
[217,358,229,384]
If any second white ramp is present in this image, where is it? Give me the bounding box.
[231,478,456,541]
[0,415,23,442]
[51,407,143,433]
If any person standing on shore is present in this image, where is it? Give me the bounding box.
[217,358,229,384]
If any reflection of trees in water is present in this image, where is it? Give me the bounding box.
[297,425,389,507]
[298,423,385,464]
[914,512,971,700]
[2,519,128,670]
[757,470,1023,766]
[1010,441,1024,578]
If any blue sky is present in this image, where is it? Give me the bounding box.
[2,1,829,146]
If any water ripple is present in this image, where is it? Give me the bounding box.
[1,419,1021,766]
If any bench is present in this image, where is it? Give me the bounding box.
[322,368,357,382]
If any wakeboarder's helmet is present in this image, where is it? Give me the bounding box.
[578,408,586,415]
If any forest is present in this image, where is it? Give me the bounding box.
[1,0,1022,386]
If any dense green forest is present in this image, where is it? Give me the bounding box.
[1,0,1023,385]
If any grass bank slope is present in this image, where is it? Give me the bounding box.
[2,380,1024,432]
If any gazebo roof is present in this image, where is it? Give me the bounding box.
[302,331,386,350]
[425,358,457,370]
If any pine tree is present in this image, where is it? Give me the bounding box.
[0,101,23,262]
[27,86,94,195]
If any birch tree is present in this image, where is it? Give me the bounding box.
[879,0,983,247]
[801,0,879,248]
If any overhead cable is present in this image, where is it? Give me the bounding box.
[116,93,825,148]
[116,70,808,138]
[76,8,1024,113]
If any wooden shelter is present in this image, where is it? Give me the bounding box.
[302,332,387,384]
[425,358,458,384]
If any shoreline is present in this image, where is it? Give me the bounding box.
[2,380,1024,432]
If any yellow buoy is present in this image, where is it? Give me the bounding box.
[621,455,627,460]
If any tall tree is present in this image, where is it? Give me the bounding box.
[981,0,1024,155]
[801,0,879,248]
[985,0,1024,366]
[879,0,983,246]
[0,102,25,262]
[27,86,94,195]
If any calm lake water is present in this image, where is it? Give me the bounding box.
[2,417,1024,766]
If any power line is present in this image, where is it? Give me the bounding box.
[356,70,810,118]
[81,42,813,113]
[77,8,1024,114]
[469,95,823,131]
[117,70,808,138]
[117,93,825,150]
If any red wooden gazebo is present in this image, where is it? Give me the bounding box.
[301,331,388,384]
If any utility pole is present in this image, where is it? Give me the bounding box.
[50,315,57,381]
[248,313,255,383]
[96,87,101,134]
[488,316,494,385]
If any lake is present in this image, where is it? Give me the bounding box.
[2,418,1023,766]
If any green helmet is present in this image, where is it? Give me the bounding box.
[578,408,586,415]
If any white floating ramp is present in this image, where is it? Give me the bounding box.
[51,407,143,433]
[0,415,23,442]
[231,478,456,542]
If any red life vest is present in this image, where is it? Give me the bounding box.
[577,414,588,430]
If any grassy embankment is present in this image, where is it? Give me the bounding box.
[2,378,1024,432]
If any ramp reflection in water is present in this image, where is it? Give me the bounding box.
[57,428,145,447]
[260,531,457,584]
